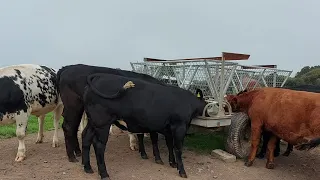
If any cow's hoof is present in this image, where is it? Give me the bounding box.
[130,144,139,151]
[170,162,177,168]
[84,167,94,174]
[266,162,275,169]
[35,139,43,144]
[155,159,164,165]
[101,177,111,180]
[282,151,291,157]
[141,154,148,159]
[36,135,44,144]
[256,153,265,159]
[15,156,26,162]
[179,172,187,178]
[244,161,253,167]
[52,141,59,148]
[76,152,82,157]
[68,157,79,163]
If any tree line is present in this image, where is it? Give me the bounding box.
[285,65,320,87]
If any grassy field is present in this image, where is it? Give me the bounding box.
[0,113,63,139]
[0,113,225,153]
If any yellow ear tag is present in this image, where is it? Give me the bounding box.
[197,92,200,98]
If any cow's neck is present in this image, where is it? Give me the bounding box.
[237,92,257,113]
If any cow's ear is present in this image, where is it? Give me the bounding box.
[231,96,238,104]
[195,89,203,100]
[229,96,239,111]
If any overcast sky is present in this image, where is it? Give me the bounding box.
[0,0,319,75]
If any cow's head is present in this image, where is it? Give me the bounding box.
[192,88,207,117]
[225,89,248,112]
[225,94,240,112]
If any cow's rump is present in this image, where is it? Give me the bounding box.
[85,73,201,132]
[247,88,320,144]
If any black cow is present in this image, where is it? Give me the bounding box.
[56,64,172,163]
[256,132,293,159]
[81,73,206,179]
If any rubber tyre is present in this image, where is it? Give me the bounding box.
[225,112,251,159]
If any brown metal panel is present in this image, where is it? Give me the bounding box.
[222,52,250,60]
[241,65,277,69]
[144,52,250,62]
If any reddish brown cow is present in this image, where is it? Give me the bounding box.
[226,87,320,169]
[225,91,292,158]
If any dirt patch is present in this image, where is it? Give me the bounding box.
[0,130,319,180]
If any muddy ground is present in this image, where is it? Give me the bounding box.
[0,130,319,180]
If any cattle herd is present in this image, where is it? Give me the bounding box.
[0,63,319,180]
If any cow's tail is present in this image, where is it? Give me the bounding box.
[56,66,66,97]
[87,73,134,99]
[113,121,128,131]
[295,137,320,151]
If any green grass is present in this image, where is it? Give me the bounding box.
[184,131,226,154]
[1,113,225,155]
[0,113,62,139]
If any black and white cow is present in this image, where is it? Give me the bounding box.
[0,64,63,162]
[81,73,206,179]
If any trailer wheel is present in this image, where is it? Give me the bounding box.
[225,112,251,159]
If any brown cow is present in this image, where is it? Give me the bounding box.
[225,90,293,158]
[226,87,320,169]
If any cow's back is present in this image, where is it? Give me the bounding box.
[248,87,320,143]
[57,64,166,97]
[0,64,59,119]
[86,73,204,131]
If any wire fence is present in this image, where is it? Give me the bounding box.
[130,60,292,100]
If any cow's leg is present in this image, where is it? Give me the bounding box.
[171,123,188,178]
[35,115,45,144]
[92,128,111,180]
[150,132,164,165]
[79,113,87,133]
[52,104,63,147]
[82,122,94,174]
[245,120,263,167]
[62,106,83,162]
[137,133,148,159]
[109,125,114,135]
[84,103,114,180]
[128,132,138,151]
[256,131,270,159]
[282,143,293,156]
[60,89,83,162]
[91,121,112,179]
[164,131,177,168]
[274,138,281,157]
[15,112,29,162]
[73,119,82,157]
[266,135,278,169]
